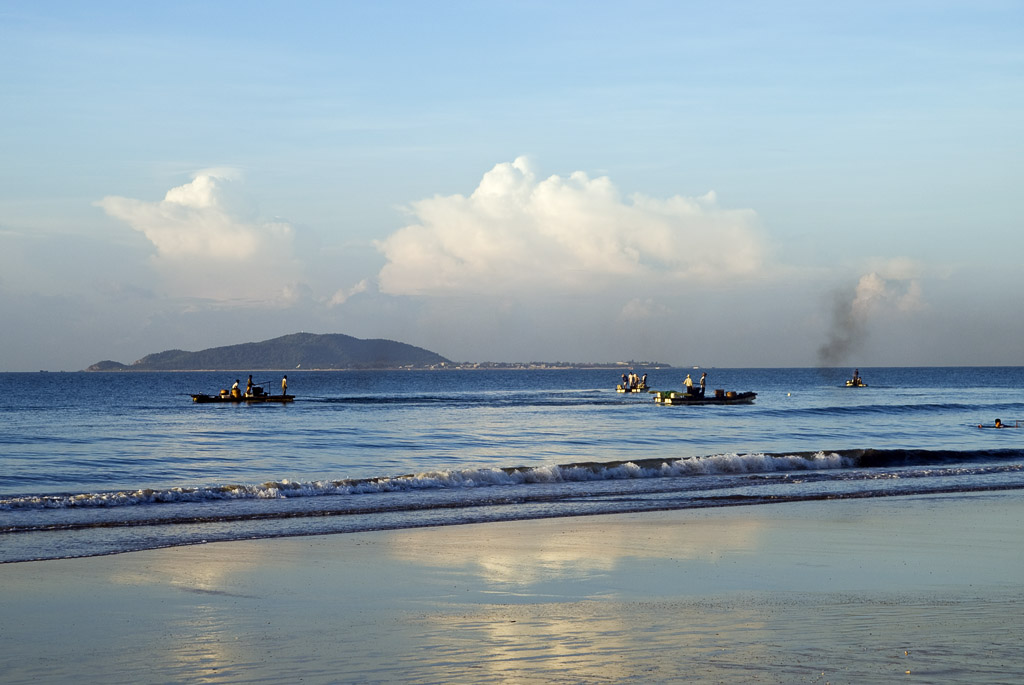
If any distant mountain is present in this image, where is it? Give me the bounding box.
[85,333,452,371]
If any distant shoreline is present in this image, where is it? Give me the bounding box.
[19,363,1024,373]
[76,363,674,372]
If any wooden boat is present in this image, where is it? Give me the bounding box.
[191,389,294,404]
[653,390,756,406]
[845,378,867,387]
[616,384,649,393]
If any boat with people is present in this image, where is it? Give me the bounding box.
[191,375,293,403]
[653,389,757,405]
[616,372,649,393]
[846,369,867,387]
[191,391,294,404]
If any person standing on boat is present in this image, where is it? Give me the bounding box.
[245,375,254,397]
[231,379,241,398]
[699,372,707,397]
[281,375,288,396]
[684,374,694,393]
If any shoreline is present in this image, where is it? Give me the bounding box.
[2,492,1023,683]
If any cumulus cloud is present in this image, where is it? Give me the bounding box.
[327,279,371,307]
[818,264,926,366]
[375,157,765,296]
[97,170,301,303]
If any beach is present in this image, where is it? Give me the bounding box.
[2,491,1022,684]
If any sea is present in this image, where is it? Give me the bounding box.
[1,366,1022,564]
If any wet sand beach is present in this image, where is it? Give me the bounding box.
[2,491,1023,684]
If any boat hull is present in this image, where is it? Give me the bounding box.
[654,391,756,405]
[191,394,294,404]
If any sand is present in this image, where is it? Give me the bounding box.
[2,491,1023,684]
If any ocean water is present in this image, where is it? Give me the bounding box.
[1,367,1022,564]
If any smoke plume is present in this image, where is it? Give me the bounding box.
[817,271,923,366]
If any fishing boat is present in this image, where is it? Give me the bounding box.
[653,389,756,406]
[616,384,649,393]
[191,388,294,403]
[846,369,867,387]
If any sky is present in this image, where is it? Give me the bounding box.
[1,1,1022,371]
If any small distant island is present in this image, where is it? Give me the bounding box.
[85,332,671,372]
[87,333,451,371]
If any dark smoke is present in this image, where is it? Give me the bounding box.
[817,286,867,367]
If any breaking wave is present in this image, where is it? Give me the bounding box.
[4,448,1019,512]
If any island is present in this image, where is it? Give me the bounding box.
[86,333,452,371]
[86,332,674,372]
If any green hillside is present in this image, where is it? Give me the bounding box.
[86,333,451,371]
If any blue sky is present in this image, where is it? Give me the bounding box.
[1,1,1021,370]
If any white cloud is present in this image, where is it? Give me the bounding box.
[851,272,888,316]
[853,269,925,316]
[327,279,370,307]
[375,157,765,296]
[896,280,924,312]
[97,171,301,303]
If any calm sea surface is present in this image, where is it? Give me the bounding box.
[2,367,1022,563]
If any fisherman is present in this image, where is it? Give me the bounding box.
[281,375,288,396]
[699,372,707,397]
[683,374,694,393]
[641,373,648,389]
[852,369,861,385]
[231,379,241,398]
[245,375,254,397]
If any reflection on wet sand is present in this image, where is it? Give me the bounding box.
[406,598,770,683]
[2,494,1023,683]
[106,550,277,681]
[384,511,767,592]
[404,592,1024,683]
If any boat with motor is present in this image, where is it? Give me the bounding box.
[616,372,649,393]
[191,393,294,403]
[191,386,294,403]
[653,389,756,406]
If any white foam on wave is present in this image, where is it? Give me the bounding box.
[668,451,852,475]
[0,452,852,511]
